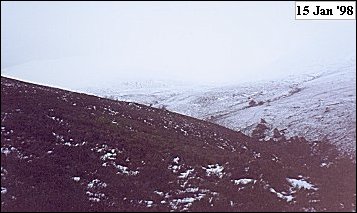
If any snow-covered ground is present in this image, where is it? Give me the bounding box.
[83,61,356,155]
[1,58,355,155]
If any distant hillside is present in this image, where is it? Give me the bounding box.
[87,61,356,156]
[1,77,355,212]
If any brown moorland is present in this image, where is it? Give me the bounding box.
[1,77,355,212]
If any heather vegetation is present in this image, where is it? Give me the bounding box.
[1,77,355,212]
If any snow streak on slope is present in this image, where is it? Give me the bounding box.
[85,62,356,156]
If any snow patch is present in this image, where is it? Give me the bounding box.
[87,179,107,189]
[232,178,256,185]
[1,147,11,156]
[179,168,194,179]
[144,200,153,207]
[287,178,318,191]
[269,187,294,202]
[185,187,199,193]
[101,152,117,161]
[154,190,164,196]
[202,164,224,178]
[72,177,81,182]
[173,156,180,164]
[1,187,7,194]
[113,163,139,176]
[320,162,333,168]
[168,164,181,173]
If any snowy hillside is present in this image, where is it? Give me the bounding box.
[85,62,356,156]
[1,77,356,211]
[2,58,355,155]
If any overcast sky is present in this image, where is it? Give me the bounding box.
[1,1,356,87]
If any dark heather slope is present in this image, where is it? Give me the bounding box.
[1,76,356,212]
